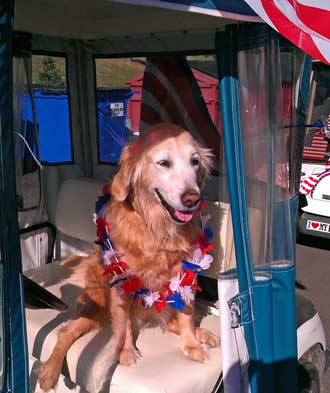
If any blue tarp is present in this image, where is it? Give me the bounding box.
[23,90,72,164]
[97,89,136,163]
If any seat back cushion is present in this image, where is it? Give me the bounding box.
[55,178,104,243]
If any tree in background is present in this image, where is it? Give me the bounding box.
[35,56,65,88]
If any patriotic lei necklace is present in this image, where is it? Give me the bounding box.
[94,185,214,313]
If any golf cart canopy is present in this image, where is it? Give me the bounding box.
[14,0,260,40]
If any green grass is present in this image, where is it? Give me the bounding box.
[32,55,215,90]
[95,58,145,89]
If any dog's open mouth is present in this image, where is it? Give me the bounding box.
[155,189,196,224]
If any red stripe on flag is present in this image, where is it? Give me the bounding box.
[142,72,186,126]
[286,0,330,39]
[141,57,221,163]
[260,0,329,64]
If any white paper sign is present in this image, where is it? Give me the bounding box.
[110,102,124,117]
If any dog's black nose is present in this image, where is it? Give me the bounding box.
[181,190,200,208]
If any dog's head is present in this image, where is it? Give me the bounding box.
[111,123,213,233]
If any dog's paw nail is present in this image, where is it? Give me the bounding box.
[182,345,205,363]
[38,362,61,391]
[196,328,219,348]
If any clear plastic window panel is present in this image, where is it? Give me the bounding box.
[236,42,301,270]
[303,62,330,162]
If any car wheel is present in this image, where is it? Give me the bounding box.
[298,358,320,393]
[299,344,325,393]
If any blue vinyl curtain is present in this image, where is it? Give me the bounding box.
[216,25,309,393]
[0,0,29,391]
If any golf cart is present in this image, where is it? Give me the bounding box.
[0,1,328,392]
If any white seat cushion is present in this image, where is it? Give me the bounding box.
[55,178,104,243]
[26,260,222,393]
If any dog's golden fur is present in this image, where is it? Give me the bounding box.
[38,123,218,391]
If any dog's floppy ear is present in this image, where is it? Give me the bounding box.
[111,145,137,201]
[197,144,214,184]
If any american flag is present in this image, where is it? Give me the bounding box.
[303,130,328,161]
[139,57,221,166]
[245,0,330,65]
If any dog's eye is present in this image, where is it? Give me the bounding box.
[157,159,171,168]
[191,158,200,167]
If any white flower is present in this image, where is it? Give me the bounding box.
[109,272,129,286]
[192,248,213,270]
[192,248,203,265]
[102,250,121,265]
[142,291,160,308]
[169,273,181,292]
[179,286,194,305]
[199,254,213,270]
[200,213,211,231]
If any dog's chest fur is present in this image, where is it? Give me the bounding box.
[106,200,200,292]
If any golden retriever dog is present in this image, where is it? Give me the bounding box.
[38,123,219,391]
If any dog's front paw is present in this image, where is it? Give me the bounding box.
[181,344,205,363]
[195,327,219,348]
[38,359,61,391]
[119,348,141,366]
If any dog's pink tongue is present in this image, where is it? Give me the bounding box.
[175,210,193,222]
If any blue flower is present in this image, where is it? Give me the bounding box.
[166,292,185,311]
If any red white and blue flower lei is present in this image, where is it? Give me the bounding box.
[94,185,214,313]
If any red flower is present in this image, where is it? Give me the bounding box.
[96,217,109,242]
[201,242,214,254]
[197,200,207,212]
[198,233,208,248]
[164,282,173,296]
[156,292,166,313]
[103,261,127,276]
[102,183,111,196]
[192,283,202,292]
[121,276,141,294]
[180,270,196,286]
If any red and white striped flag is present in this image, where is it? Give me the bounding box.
[245,0,330,65]
[140,57,221,165]
[300,157,330,195]
[299,173,320,195]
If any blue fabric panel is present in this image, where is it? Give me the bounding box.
[0,1,29,391]
[250,278,275,393]
[272,264,297,393]
[248,268,297,393]
[161,0,257,16]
